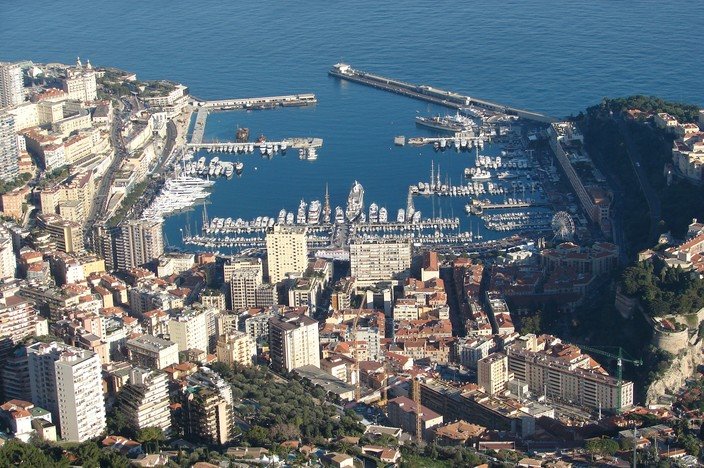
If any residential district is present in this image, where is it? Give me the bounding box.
[0,59,704,467]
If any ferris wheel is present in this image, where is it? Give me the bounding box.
[551,211,575,241]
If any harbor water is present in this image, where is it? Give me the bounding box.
[2,0,702,249]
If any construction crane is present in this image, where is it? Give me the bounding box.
[576,345,642,413]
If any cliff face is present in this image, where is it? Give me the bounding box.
[646,340,704,405]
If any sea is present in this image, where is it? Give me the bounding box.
[2,0,702,250]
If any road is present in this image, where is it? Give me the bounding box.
[617,116,662,245]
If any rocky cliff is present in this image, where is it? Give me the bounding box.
[646,339,704,405]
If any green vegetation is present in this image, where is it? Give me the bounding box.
[595,96,701,123]
[399,443,484,468]
[585,437,619,458]
[36,166,70,189]
[210,363,364,447]
[620,261,704,317]
[106,180,149,227]
[0,439,131,468]
[0,172,31,195]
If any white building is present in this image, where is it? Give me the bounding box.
[126,334,179,370]
[265,225,308,284]
[0,62,23,108]
[0,113,20,182]
[478,353,510,395]
[168,308,209,353]
[269,312,320,372]
[27,342,106,442]
[0,233,16,280]
[350,239,412,286]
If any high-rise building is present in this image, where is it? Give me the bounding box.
[0,231,16,280]
[36,213,84,253]
[118,368,172,434]
[115,219,164,270]
[0,294,43,356]
[0,113,20,182]
[178,368,233,445]
[230,266,262,310]
[265,225,308,284]
[168,308,209,353]
[477,353,510,395]
[216,331,256,367]
[269,312,320,372]
[27,342,106,442]
[350,239,412,286]
[0,62,23,108]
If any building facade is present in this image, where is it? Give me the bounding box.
[27,342,106,442]
[350,240,412,286]
[115,219,164,270]
[0,62,23,108]
[265,225,308,284]
[269,312,320,371]
[119,368,172,433]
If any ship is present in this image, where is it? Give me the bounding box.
[415,112,475,133]
[397,208,405,223]
[277,209,287,224]
[345,180,364,222]
[379,207,388,223]
[334,206,345,224]
[471,169,492,181]
[285,212,294,224]
[236,127,250,143]
[308,200,321,224]
[368,203,379,223]
[296,200,307,224]
[412,211,421,223]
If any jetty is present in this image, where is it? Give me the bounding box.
[193,93,317,111]
[190,107,208,145]
[329,63,555,124]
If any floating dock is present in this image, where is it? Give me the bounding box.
[187,138,323,152]
[329,63,555,124]
[193,93,317,111]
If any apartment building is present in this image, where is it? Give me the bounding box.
[269,312,320,371]
[27,342,106,442]
[265,225,308,284]
[118,368,171,433]
[350,239,412,286]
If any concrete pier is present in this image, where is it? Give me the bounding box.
[193,93,317,110]
[329,63,556,124]
[190,108,208,145]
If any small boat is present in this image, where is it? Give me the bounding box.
[397,208,405,223]
[235,161,244,174]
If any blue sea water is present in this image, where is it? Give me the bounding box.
[2,0,702,248]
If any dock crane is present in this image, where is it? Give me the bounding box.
[576,345,642,413]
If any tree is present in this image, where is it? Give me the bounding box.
[245,426,271,447]
[136,426,166,453]
[585,438,619,458]
[520,314,541,334]
[72,442,102,468]
[270,423,301,442]
[0,439,58,467]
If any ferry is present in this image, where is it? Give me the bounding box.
[296,200,307,224]
[379,207,388,223]
[345,181,364,222]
